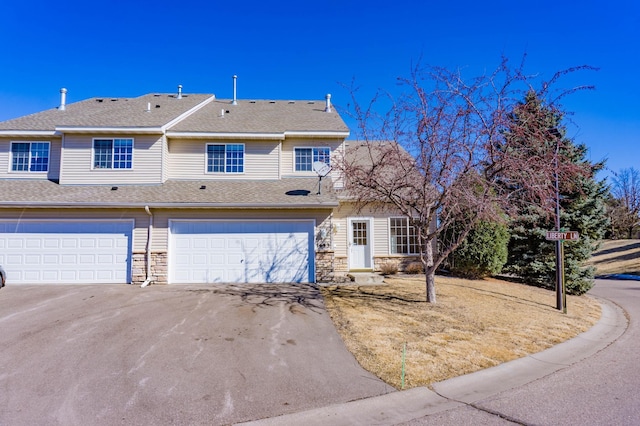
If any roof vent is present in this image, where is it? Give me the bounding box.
[59,88,67,111]
[200,185,206,190]
[232,75,238,105]
[146,102,151,112]
[177,84,183,100]
[111,186,118,191]
[324,93,332,113]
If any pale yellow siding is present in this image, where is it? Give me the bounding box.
[280,138,344,182]
[59,134,163,185]
[167,139,279,180]
[0,137,62,181]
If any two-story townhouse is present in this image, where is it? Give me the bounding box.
[0,88,420,285]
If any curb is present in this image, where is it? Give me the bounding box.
[239,298,627,425]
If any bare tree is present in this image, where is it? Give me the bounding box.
[610,167,640,238]
[338,58,595,303]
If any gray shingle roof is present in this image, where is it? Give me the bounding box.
[0,178,337,208]
[0,94,213,131]
[168,99,349,134]
[0,95,349,135]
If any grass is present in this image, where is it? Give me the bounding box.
[322,239,640,390]
[587,239,640,276]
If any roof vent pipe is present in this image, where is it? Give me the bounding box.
[324,93,332,113]
[232,75,238,105]
[59,88,67,111]
[177,84,183,100]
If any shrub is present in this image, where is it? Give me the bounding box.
[449,220,510,279]
[379,262,398,275]
[405,262,424,274]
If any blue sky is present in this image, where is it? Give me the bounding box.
[1,0,637,179]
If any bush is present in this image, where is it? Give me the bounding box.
[449,220,510,279]
[379,262,398,275]
[405,262,424,274]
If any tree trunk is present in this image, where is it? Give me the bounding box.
[424,238,437,303]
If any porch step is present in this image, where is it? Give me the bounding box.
[346,272,385,285]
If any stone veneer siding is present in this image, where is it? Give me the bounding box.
[132,251,168,285]
[315,250,335,283]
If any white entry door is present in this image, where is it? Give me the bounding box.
[349,218,372,270]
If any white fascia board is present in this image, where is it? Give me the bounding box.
[161,95,216,131]
[165,131,284,140]
[55,126,164,134]
[0,202,339,209]
[0,130,58,137]
[284,130,350,139]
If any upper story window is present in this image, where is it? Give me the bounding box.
[207,143,244,173]
[93,138,133,169]
[11,141,50,172]
[295,147,331,172]
[389,217,419,255]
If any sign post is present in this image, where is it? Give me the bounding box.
[545,230,579,313]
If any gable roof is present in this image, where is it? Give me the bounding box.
[0,94,349,137]
[0,178,337,209]
[167,99,349,138]
[0,93,214,134]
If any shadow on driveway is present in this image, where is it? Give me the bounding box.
[0,284,394,425]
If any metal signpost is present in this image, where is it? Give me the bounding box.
[545,230,579,313]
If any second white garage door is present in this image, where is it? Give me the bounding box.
[169,220,314,284]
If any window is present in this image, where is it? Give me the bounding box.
[207,144,244,173]
[295,147,330,171]
[11,142,50,172]
[93,139,133,169]
[389,218,419,254]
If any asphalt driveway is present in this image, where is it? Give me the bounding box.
[0,284,394,425]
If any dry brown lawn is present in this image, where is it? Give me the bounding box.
[323,240,640,390]
[321,276,601,390]
[587,239,640,276]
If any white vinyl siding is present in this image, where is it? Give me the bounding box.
[0,138,61,180]
[59,134,163,185]
[167,139,279,180]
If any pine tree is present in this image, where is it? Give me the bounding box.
[503,92,609,295]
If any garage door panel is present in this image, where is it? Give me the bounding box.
[170,220,314,284]
[0,220,132,284]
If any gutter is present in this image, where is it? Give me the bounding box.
[141,205,153,287]
[0,202,340,209]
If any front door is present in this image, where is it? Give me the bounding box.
[349,219,372,270]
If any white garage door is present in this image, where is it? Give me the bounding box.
[0,220,133,284]
[169,220,314,284]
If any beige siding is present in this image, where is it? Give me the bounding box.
[167,139,279,180]
[280,138,344,182]
[0,208,148,252]
[59,134,163,185]
[0,137,62,181]
[333,202,414,264]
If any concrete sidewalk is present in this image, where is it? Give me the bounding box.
[241,297,627,425]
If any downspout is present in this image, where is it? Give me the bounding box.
[141,205,153,287]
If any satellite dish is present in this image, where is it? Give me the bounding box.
[313,161,331,177]
[312,161,331,195]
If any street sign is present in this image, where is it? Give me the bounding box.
[545,231,579,241]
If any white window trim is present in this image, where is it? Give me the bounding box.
[205,143,245,174]
[9,141,50,173]
[388,217,419,255]
[91,137,135,170]
[293,146,331,173]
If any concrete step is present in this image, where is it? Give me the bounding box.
[346,272,385,285]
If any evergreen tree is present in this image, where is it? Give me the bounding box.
[447,220,510,279]
[503,92,609,295]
